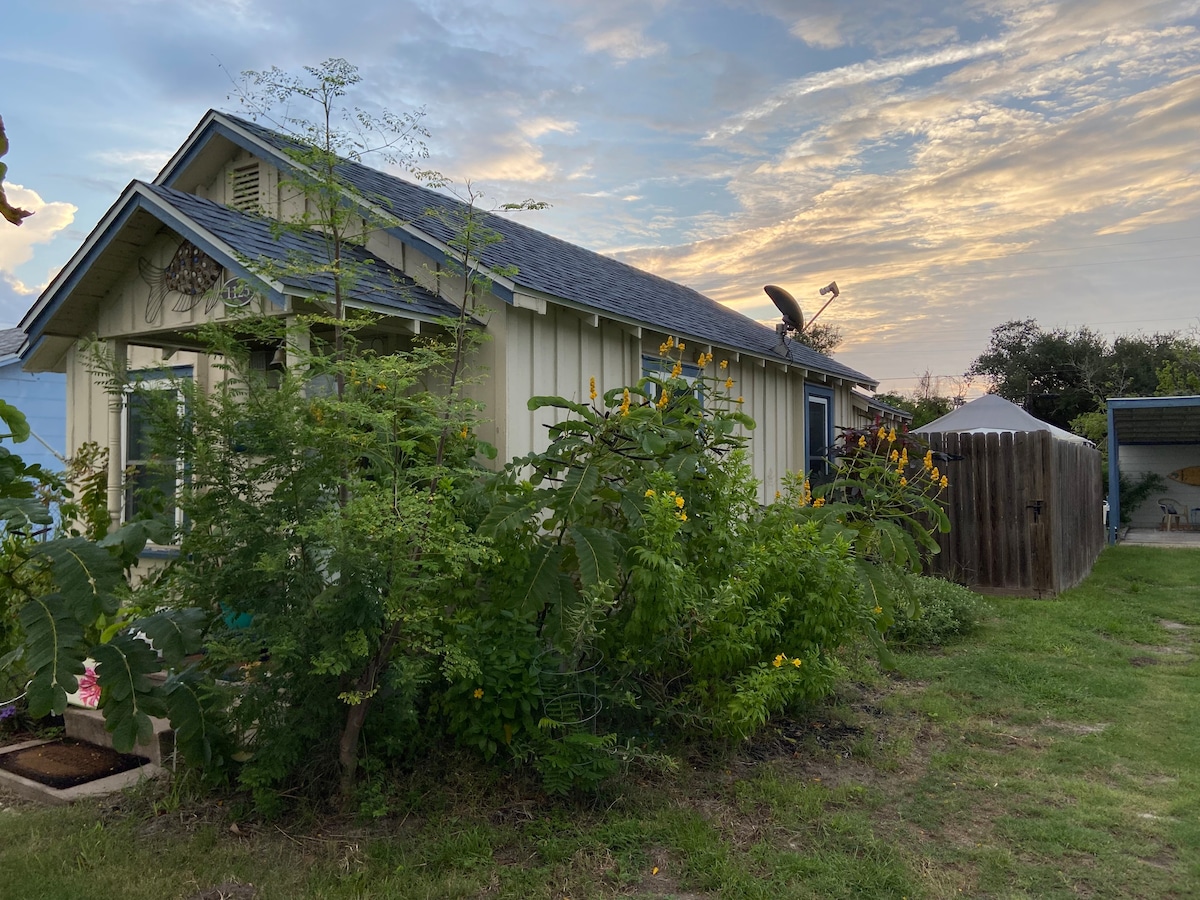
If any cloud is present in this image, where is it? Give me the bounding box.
[0,184,76,297]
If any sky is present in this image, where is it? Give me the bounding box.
[4,0,1200,395]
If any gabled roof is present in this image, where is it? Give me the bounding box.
[139,184,456,320]
[159,110,876,388]
[20,180,460,369]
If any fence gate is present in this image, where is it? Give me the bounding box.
[925,431,1103,596]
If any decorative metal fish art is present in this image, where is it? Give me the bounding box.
[139,240,223,322]
[1167,466,1200,487]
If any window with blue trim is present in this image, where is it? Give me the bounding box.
[641,355,704,406]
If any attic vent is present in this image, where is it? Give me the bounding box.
[229,162,261,212]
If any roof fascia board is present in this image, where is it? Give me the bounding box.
[20,182,144,338]
[21,184,287,356]
[1107,395,1200,409]
[512,283,870,385]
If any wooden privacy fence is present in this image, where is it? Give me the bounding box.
[924,430,1104,596]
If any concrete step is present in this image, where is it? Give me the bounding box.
[63,707,174,766]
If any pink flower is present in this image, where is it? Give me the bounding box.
[77,667,100,708]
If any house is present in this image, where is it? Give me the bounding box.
[0,327,66,475]
[18,109,881,522]
[915,394,1104,596]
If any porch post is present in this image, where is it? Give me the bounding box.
[1106,402,1119,545]
[106,339,127,530]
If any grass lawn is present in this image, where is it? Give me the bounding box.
[1,545,1197,899]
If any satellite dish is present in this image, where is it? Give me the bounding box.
[764,284,804,333]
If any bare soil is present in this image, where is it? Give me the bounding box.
[0,738,148,789]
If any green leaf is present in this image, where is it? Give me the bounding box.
[93,634,167,753]
[517,545,564,614]
[527,396,595,420]
[163,669,220,766]
[0,495,54,530]
[18,594,87,716]
[0,399,30,443]
[558,463,599,519]
[32,537,125,621]
[479,498,534,538]
[568,525,618,590]
[135,608,208,668]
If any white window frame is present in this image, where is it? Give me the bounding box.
[122,369,190,529]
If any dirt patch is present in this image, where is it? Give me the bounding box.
[0,739,148,789]
[1158,620,1190,632]
[1129,656,1159,667]
[1042,720,1111,736]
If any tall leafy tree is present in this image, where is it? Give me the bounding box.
[967,319,1200,430]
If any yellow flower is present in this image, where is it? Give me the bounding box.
[924,450,934,471]
[877,425,887,440]
[657,390,670,409]
[675,495,685,508]
[792,658,802,668]
[677,342,685,351]
[900,447,908,465]
[589,376,597,400]
[666,336,675,349]
[774,490,781,501]
[620,388,631,416]
[724,377,734,389]
[873,606,883,615]
[645,489,656,497]
[377,382,388,391]
[900,476,908,486]
[678,511,688,522]
[473,688,484,699]
[736,396,744,404]
[720,359,729,370]
[940,475,949,489]
[773,654,785,668]
[887,428,897,442]
[671,361,683,378]
[890,449,899,463]
[812,497,826,508]
[931,466,940,480]
[459,426,469,439]
[857,435,866,448]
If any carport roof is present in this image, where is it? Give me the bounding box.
[1107,395,1200,445]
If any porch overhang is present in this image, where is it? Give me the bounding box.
[1106,395,1200,544]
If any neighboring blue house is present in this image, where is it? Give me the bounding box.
[0,327,67,475]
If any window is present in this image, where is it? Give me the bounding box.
[641,355,703,406]
[123,370,190,527]
[805,385,834,476]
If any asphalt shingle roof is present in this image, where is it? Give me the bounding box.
[222,114,874,386]
[142,183,461,321]
[0,327,23,358]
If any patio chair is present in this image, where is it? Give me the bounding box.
[1159,497,1184,531]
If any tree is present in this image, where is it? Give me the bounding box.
[873,371,966,429]
[0,116,34,226]
[967,319,1200,431]
[794,321,843,356]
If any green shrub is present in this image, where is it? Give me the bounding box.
[887,575,988,648]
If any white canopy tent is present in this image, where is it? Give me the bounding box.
[915,394,1092,445]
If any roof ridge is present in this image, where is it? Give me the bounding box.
[206,112,874,386]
